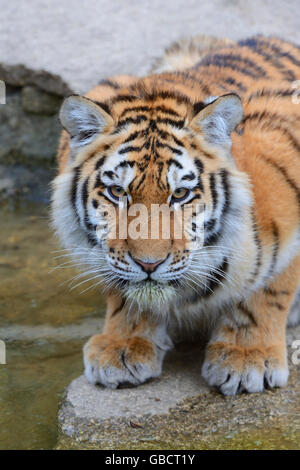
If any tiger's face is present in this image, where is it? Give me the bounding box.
[53,88,250,309]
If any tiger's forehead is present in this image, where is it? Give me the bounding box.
[80,93,219,200]
[99,101,199,195]
[109,88,192,122]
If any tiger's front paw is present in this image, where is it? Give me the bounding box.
[83,333,168,389]
[202,342,288,396]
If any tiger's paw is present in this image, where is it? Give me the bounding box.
[83,333,168,389]
[201,342,289,396]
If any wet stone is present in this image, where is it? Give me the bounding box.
[57,327,300,449]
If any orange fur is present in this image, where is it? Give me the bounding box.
[52,36,300,394]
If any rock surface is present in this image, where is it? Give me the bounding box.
[57,326,300,449]
[0,81,64,203]
[0,63,72,97]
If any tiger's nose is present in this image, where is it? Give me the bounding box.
[133,257,165,273]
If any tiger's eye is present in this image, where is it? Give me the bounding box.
[108,185,126,200]
[173,188,189,200]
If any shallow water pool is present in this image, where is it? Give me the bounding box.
[0,204,106,449]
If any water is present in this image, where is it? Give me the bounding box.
[0,204,106,449]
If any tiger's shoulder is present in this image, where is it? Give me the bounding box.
[151,35,235,73]
[153,35,300,93]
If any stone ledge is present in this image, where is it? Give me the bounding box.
[57,326,300,449]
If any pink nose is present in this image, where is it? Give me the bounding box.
[134,258,165,273]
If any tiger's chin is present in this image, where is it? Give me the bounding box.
[122,280,178,315]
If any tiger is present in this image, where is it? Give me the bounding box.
[51,35,300,395]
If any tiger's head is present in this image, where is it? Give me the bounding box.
[52,82,251,312]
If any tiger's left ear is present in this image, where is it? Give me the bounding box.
[190,94,243,148]
[59,95,113,149]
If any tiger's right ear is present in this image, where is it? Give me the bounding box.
[59,95,113,149]
[190,93,243,150]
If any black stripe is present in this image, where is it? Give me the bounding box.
[103,170,116,180]
[120,106,150,118]
[243,110,300,127]
[204,218,217,232]
[200,52,267,79]
[249,209,263,283]
[155,105,180,117]
[247,88,295,103]
[167,158,183,169]
[259,38,300,70]
[110,94,138,105]
[111,299,125,317]
[156,129,184,147]
[144,89,191,105]
[134,173,146,191]
[171,135,184,147]
[98,79,120,90]
[114,115,148,132]
[193,101,206,116]
[124,131,140,143]
[266,221,280,279]
[243,114,300,154]
[203,231,221,247]
[238,37,297,81]
[115,160,135,171]
[119,145,144,154]
[97,190,118,206]
[201,257,229,297]
[223,77,247,92]
[156,141,182,155]
[170,71,212,95]
[194,160,205,194]
[219,169,230,215]
[186,194,201,204]
[95,156,106,170]
[209,173,218,211]
[237,302,258,326]
[82,177,94,231]
[182,172,196,181]
[71,166,81,222]
[264,287,289,296]
[195,159,204,174]
[204,172,225,246]
[260,157,300,208]
[93,100,111,116]
[267,302,285,311]
[86,233,98,247]
[156,117,185,129]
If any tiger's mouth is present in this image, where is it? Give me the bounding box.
[122,279,178,312]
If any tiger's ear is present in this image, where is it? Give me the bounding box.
[190,94,243,148]
[59,95,113,149]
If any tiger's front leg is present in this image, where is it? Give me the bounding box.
[202,257,300,395]
[83,294,173,389]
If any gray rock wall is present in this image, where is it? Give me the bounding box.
[0,67,72,203]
